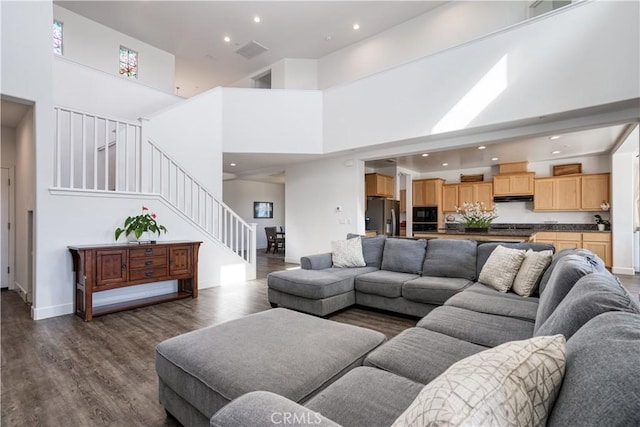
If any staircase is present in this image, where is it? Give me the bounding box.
[52,106,256,276]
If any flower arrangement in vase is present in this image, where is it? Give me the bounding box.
[115,206,168,243]
[455,201,498,232]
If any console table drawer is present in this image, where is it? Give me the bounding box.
[129,266,168,281]
[130,247,167,259]
[130,256,167,269]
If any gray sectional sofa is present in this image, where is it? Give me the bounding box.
[156,235,640,426]
[268,235,553,317]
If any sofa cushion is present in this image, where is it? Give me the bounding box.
[548,312,640,427]
[402,276,473,305]
[444,284,539,321]
[538,248,603,295]
[478,245,526,292]
[417,306,535,348]
[536,273,640,340]
[393,335,566,427]
[355,270,419,298]
[476,242,554,276]
[512,249,553,297]
[331,237,366,268]
[421,239,477,280]
[534,254,599,334]
[325,266,378,279]
[347,233,386,268]
[380,238,427,274]
[364,327,487,385]
[268,269,354,299]
[305,367,423,427]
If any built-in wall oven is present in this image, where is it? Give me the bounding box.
[413,206,438,233]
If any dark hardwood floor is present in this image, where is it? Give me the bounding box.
[0,252,416,427]
[2,252,639,426]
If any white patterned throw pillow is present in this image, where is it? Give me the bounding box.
[331,237,366,268]
[512,249,553,297]
[392,335,566,427]
[479,245,526,292]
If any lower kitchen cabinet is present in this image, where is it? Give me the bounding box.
[533,231,611,268]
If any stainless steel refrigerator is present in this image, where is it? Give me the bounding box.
[366,198,400,236]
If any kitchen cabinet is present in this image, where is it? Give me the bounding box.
[413,178,443,206]
[532,232,611,268]
[442,182,494,213]
[365,173,394,198]
[534,173,609,211]
[581,173,610,210]
[582,232,612,268]
[400,189,407,214]
[493,173,534,196]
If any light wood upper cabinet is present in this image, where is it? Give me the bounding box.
[581,173,610,210]
[413,179,443,206]
[365,173,394,198]
[442,184,459,213]
[534,173,609,211]
[493,173,534,196]
[474,182,494,207]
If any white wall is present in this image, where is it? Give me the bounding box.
[145,89,223,198]
[323,1,639,153]
[318,1,527,89]
[53,5,176,93]
[611,126,639,275]
[415,155,611,224]
[230,59,317,90]
[223,180,285,249]
[221,88,323,154]
[54,57,181,121]
[285,156,365,263]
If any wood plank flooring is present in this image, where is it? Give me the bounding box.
[2,252,638,426]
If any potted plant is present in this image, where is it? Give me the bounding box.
[594,214,610,231]
[115,206,168,243]
[455,201,498,232]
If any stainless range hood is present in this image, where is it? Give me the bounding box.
[493,195,534,203]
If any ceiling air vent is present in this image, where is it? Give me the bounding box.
[235,40,269,60]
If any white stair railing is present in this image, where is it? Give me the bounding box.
[52,106,255,265]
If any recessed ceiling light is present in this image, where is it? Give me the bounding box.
[325,35,332,41]
[253,16,261,23]
[549,135,560,140]
[478,146,486,150]
[491,157,499,161]
[353,23,360,30]
[551,150,561,154]
[223,36,231,43]
[230,163,237,166]
[442,163,448,166]
[421,153,429,157]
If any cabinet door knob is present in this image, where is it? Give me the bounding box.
[122,263,126,270]
[145,271,153,277]
[145,248,153,255]
[145,260,153,266]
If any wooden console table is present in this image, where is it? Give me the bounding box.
[68,241,201,321]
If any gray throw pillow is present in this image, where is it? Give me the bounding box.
[422,239,478,280]
[380,238,427,274]
[536,273,640,340]
[347,233,386,268]
[547,312,640,427]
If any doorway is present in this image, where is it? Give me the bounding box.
[1,167,15,289]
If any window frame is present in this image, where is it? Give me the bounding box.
[119,45,139,79]
[53,20,63,55]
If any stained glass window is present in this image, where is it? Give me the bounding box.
[119,46,138,79]
[53,20,63,55]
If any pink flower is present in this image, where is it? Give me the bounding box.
[151,213,157,219]
[142,206,149,211]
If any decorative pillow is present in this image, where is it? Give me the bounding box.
[392,335,566,427]
[331,237,366,268]
[347,233,386,268]
[478,245,526,292]
[512,249,553,297]
[421,239,477,280]
[380,238,427,274]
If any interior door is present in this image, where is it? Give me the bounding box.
[1,168,9,288]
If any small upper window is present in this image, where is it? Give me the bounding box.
[53,20,63,55]
[119,46,138,79]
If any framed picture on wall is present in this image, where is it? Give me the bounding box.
[254,201,273,219]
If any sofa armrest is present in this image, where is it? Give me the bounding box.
[210,391,341,427]
[301,253,333,270]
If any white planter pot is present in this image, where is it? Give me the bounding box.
[597,224,605,231]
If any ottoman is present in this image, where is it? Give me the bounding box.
[156,308,386,427]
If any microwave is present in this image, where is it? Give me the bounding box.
[413,223,437,232]
[413,206,438,223]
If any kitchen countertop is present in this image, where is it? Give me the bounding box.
[412,223,610,241]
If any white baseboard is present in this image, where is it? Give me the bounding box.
[285,257,300,264]
[14,281,28,303]
[612,266,636,276]
[32,303,74,320]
